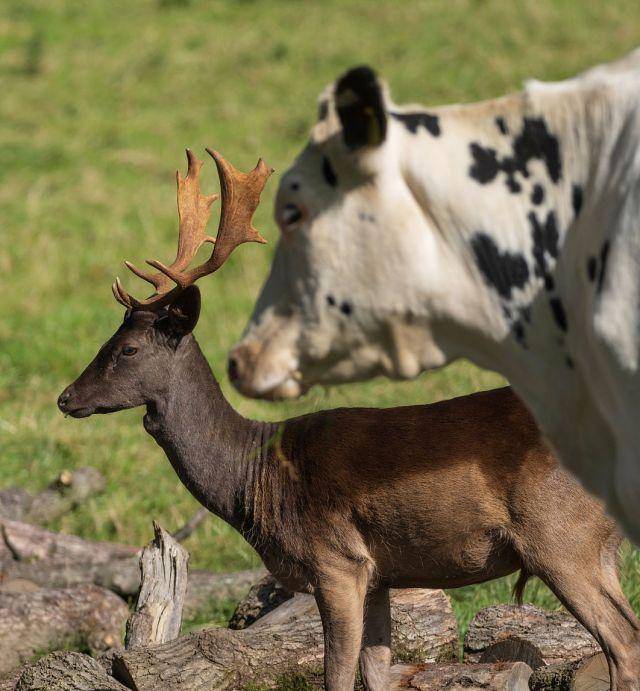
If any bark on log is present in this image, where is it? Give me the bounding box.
[14,651,129,691]
[107,589,457,690]
[228,573,293,629]
[0,584,129,675]
[464,604,600,665]
[390,661,532,690]
[0,469,106,524]
[529,652,609,691]
[125,522,189,649]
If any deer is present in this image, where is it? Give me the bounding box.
[58,149,640,690]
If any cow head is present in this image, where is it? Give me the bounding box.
[228,66,471,399]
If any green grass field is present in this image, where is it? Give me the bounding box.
[2,0,640,636]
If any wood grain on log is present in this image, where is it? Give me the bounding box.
[464,604,600,665]
[15,651,129,691]
[390,661,532,690]
[125,522,189,649]
[0,468,106,525]
[0,584,128,675]
[108,589,457,690]
[478,636,545,670]
[529,652,609,691]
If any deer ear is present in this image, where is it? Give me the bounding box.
[335,65,387,150]
[167,286,201,336]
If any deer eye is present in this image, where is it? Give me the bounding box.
[122,345,138,357]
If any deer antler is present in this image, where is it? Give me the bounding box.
[112,149,273,311]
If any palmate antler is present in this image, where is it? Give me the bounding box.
[112,148,273,311]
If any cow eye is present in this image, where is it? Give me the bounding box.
[282,203,303,226]
[122,345,138,357]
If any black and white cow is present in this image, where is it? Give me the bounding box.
[229,51,640,540]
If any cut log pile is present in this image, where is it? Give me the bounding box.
[0,469,613,690]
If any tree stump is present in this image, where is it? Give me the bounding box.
[125,522,189,649]
[0,584,128,675]
[464,604,600,665]
[390,661,532,690]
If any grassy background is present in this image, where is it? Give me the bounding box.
[1,0,640,635]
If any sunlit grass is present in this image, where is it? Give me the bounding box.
[1,0,639,632]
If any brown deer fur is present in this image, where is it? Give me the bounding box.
[58,287,640,690]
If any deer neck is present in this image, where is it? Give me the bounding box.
[142,336,272,532]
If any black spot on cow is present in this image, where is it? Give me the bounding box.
[322,156,338,187]
[318,99,328,121]
[572,184,583,217]
[587,256,597,282]
[531,184,544,205]
[469,117,562,193]
[470,233,530,300]
[529,210,559,283]
[549,297,568,332]
[496,116,509,135]
[391,111,441,137]
[340,301,352,316]
[597,240,610,294]
[326,295,336,307]
[544,274,554,292]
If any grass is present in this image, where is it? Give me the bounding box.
[1,0,640,639]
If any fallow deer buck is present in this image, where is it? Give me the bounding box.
[58,150,640,690]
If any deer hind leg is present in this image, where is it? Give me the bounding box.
[537,554,640,690]
[359,586,391,691]
[314,561,370,691]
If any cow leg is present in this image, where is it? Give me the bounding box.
[315,562,369,691]
[359,586,391,690]
[538,561,640,690]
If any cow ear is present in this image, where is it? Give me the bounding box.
[335,65,387,150]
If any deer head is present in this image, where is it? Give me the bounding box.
[58,150,272,418]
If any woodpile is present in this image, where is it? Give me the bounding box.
[0,470,614,690]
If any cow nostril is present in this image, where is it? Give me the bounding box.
[227,357,240,382]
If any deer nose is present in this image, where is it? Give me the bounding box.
[227,355,242,383]
[57,388,72,413]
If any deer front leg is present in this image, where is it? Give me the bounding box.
[315,563,369,691]
[359,586,391,691]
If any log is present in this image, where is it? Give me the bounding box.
[107,589,458,690]
[15,651,129,691]
[529,652,609,690]
[0,520,264,619]
[464,604,600,665]
[228,572,293,629]
[0,469,106,524]
[0,584,129,675]
[125,522,189,649]
[0,519,138,564]
[390,661,532,690]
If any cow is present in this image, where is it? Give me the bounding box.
[228,50,640,542]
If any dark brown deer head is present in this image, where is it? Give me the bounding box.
[58,149,272,418]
